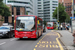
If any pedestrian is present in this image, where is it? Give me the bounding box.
[67,25,69,30]
[66,25,69,30]
[72,30,75,46]
[60,24,63,30]
[58,24,59,30]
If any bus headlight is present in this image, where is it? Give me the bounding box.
[32,32,35,34]
[16,32,19,35]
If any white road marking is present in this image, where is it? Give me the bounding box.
[0,42,6,45]
[10,39,15,41]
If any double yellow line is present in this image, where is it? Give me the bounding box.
[56,33,64,50]
[34,31,64,50]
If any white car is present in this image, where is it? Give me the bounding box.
[0,26,14,38]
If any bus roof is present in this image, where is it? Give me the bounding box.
[15,15,42,21]
[16,15,37,17]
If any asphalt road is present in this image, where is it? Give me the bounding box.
[0,30,64,50]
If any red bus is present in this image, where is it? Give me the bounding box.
[47,22,56,29]
[14,15,43,39]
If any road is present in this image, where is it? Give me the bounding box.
[0,30,64,50]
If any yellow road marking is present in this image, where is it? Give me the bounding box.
[50,41,52,44]
[56,45,58,48]
[52,31,64,50]
[46,45,48,48]
[35,45,38,47]
[47,41,48,43]
[56,33,63,50]
[37,43,39,44]
[34,31,63,50]
[50,45,51,48]
[39,44,45,48]
[52,45,54,48]
[42,41,45,43]
[34,48,36,50]
[51,30,53,31]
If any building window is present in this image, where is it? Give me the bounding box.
[52,4,57,6]
[44,1,50,3]
[8,1,29,4]
[16,7,20,15]
[38,2,41,4]
[38,8,41,9]
[12,6,14,15]
[38,5,41,6]
[44,4,50,6]
[4,16,8,23]
[52,1,58,3]
[52,7,56,8]
[38,0,41,1]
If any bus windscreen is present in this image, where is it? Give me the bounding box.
[47,22,53,27]
[16,17,35,31]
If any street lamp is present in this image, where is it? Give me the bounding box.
[57,0,59,30]
[57,0,59,22]
[72,0,74,20]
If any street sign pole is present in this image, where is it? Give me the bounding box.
[71,0,74,33]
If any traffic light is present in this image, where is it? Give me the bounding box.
[58,21,59,22]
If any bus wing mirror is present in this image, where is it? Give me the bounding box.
[14,20,15,23]
[37,20,39,24]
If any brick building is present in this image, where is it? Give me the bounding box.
[59,0,72,17]
[74,0,75,16]
[0,4,26,26]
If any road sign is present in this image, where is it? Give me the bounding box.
[58,21,59,22]
[70,17,75,19]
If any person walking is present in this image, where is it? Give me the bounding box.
[60,24,63,30]
[65,24,69,30]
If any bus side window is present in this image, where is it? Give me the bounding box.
[37,19,42,29]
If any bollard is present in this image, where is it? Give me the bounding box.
[72,30,75,46]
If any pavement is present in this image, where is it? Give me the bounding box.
[56,30,75,50]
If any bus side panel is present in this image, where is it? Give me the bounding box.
[37,17,43,37]
[15,30,37,38]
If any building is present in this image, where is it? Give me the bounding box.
[33,0,58,22]
[43,0,58,22]
[3,0,33,15]
[0,4,26,26]
[59,0,72,17]
[74,0,75,16]
[0,0,33,26]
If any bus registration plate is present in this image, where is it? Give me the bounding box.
[23,37,28,38]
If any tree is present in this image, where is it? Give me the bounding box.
[65,13,70,23]
[53,3,70,23]
[26,11,28,15]
[0,0,11,21]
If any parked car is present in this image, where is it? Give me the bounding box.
[0,26,14,38]
[43,24,46,32]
